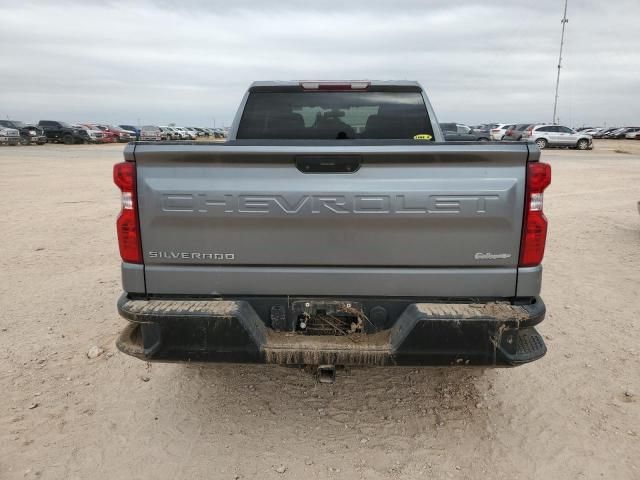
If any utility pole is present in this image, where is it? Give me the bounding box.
[552,0,569,124]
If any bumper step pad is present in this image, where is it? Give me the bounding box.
[497,327,547,365]
[117,296,546,367]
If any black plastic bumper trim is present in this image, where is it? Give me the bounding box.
[116,294,546,367]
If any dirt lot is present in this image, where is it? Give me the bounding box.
[1,140,638,480]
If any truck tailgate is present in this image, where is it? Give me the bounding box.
[133,142,529,297]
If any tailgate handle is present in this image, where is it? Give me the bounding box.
[295,155,361,173]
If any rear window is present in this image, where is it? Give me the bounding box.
[236,91,433,140]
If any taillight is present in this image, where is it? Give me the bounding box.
[519,162,551,267]
[113,162,142,264]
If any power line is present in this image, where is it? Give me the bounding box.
[552,0,569,124]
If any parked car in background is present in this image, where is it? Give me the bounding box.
[0,120,47,145]
[0,126,20,145]
[119,125,140,139]
[439,123,490,141]
[523,124,592,150]
[176,127,189,139]
[91,125,121,143]
[175,127,190,139]
[139,125,164,141]
[605,127,634,139]
[77,124,107,143]
[160,126,188,140]
[602,128,622,138]
[580,128,603,136]
[504,124,536,142]
[592,127,619,138]
[470,123,498,137]
[173,127,196,140]
[38,120,91,144]
[624,127,640,139]
[490,123,516,141]
[188,127,206,137]
[183,127,200,139]
[103,125,135,142]
[159,127,175,140]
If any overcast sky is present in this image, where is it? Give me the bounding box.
[1,0,638,127]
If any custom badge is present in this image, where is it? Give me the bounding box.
[413,134,433,140]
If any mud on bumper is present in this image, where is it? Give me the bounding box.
[116,295,546,367]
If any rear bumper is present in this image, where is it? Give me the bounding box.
[116,295,547,367]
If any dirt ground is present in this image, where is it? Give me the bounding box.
[1,140,638,480]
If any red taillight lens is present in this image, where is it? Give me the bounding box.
[113,162,142,264]
[519,162,551,267]
[114,161,134,190]
[528,161,552,192]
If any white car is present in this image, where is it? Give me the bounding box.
[188,127,206,137]
[173,127,190,139]
[159,126,185,140]
[0,126,20,145]
[172,127,192,140]
[76,124,105,143]
[523,124,592,150]
[174,127,196,140]
[624,127,640,139]
[158,127,172,139]
[183,127,199,139]
[490,124,515,141]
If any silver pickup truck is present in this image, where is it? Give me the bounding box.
[114,81,551,373]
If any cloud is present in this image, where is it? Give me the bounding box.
[0,0,638,127]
